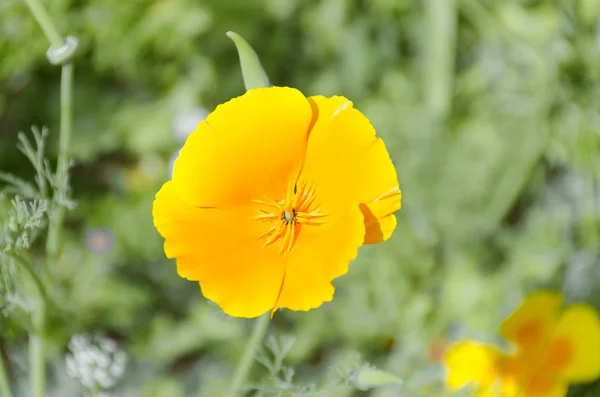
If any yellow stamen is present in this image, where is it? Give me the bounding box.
[253,181,328,253]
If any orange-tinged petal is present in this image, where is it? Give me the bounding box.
[153,181,285,318]
[551,304,600,382]
[272,200,364,312]
[501,355,531,396]
[302,96,401,244]
[360,202,399,245]
[522,373,568,397]
[443,341,505,391]
[172,86,313,209]
[500,291,563,356]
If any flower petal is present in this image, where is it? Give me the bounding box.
[443,341,505,391]
[551,304,600,382]
[272,200,364,312]
[153,181,285,318]
[523,373,568,397]
[172,86,313,209]
[500,291,563,356]
[302,96,401,244]
[471,390,500,397]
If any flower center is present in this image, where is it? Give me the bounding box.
[283,209,296,223]
[252,181,327,254]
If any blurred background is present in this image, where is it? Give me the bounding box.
[1,0,600,396]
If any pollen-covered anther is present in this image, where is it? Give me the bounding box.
[252,182,328,254]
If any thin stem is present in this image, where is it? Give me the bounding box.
[4,253,47,397]
[28,335,44,397]
[45,62,74,271]
[22,0,63,48]
[0,347,12,397]
[225,314,270,397]
[23,0,75,276]
[20,3,72,397]
[423,0,457,122]
[58,64,73,178]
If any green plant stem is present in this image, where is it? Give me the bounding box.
[24,0,75,274]
[22,0,62,49]
[5,253,47,397]
[21,2,73,397]
[45,62,74,271]
[424,0,457,122]
[225,314,270,397]
[0,348,12,397]
[58,64,73,179]
[23,0,74,276]
[28,334,44,397]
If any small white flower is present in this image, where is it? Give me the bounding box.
[100,338,117,353]
[65,333,127,393]
[66,356,78,378]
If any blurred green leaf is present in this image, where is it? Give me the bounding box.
[353,367,403,390]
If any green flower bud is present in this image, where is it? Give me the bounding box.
[226,31,271,91]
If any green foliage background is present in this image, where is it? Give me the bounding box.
[1,0,600,395]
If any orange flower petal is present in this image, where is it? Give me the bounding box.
[443,341,505,391]
[172,87,313,209]
[302,96,401,244]
[272,200,364,312]
[551,304,600,382]
[500,291,563,356]
[153,181,285,318]
[523,373,568,397]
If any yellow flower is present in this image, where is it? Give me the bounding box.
[444,291,600,397]
[152,87,401,318]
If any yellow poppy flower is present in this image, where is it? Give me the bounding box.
[152,86,401,318]
[443,291,600,397]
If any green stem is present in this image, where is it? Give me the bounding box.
[23,0,75,276]
[0,348,12,397]
[28,334,44,397]
[5,253,47,397]
[225,314,270,397]
[58,64,74,179]
[21,3,73,397]
[45,62,74,271]
[22,0,62,49]
[423,0,457,122]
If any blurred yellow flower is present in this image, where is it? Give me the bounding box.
[444,291,600,397]
[153,86,401,318]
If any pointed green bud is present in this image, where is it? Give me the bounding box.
[226,31,271,91]
[352,367,403,391]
